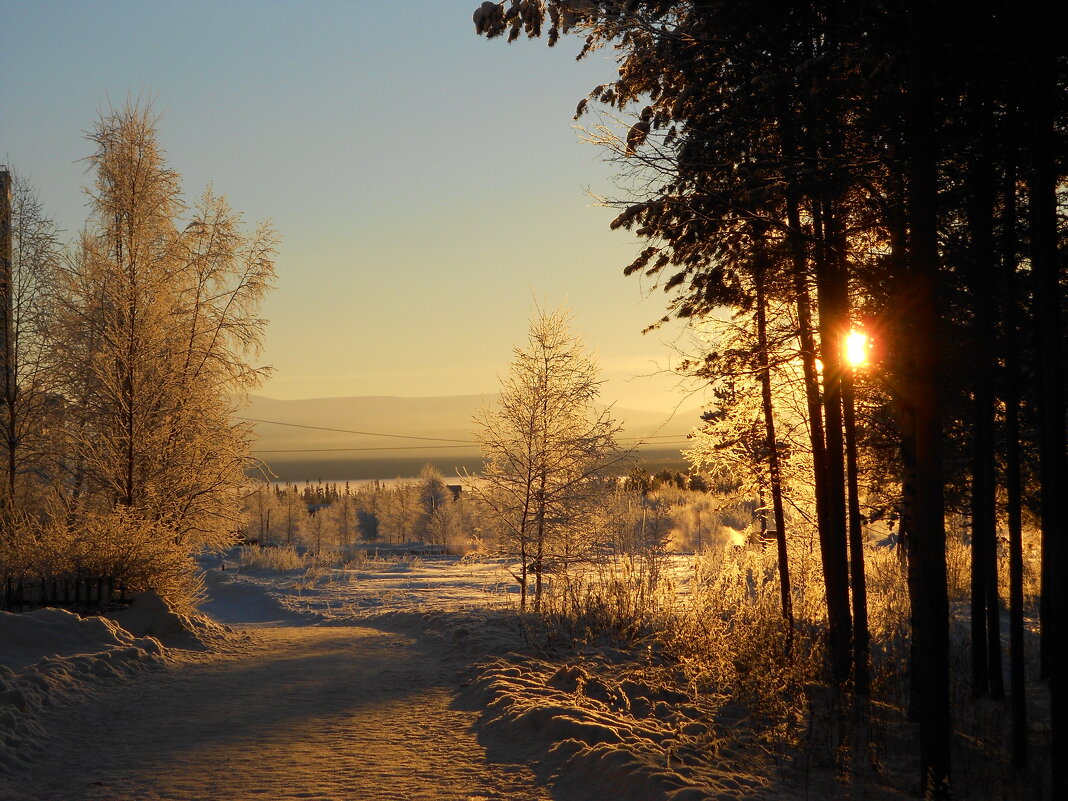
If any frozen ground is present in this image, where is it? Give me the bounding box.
[6,624,549,801]
[1,549,912,800]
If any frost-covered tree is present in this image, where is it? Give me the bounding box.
[353,481,382,542]
[0,170,63,517]
[51,101,275,589]
[300,504,330,554]
[245,481,279,542]
[416,464,452,545]
[474,304,622,611]
[376,482,420,544]
[276,483,303,545]
[332,491,356,547]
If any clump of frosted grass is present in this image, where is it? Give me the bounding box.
[238,544,304,572]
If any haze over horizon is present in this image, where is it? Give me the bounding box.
[240,391,698,480]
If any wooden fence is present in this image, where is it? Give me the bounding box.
[1,572,123,613]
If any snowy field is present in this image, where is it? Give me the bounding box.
[0,549,911,801]
[203,547,521,622]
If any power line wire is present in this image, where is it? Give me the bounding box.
[239,415,691,444]
[250,438,693,454]
[251,444,475,453]
[236,417,472,443]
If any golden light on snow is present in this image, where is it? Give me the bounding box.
[845,330,869,368]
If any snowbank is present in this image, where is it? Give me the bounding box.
[198,566,323,625]
[107,589,231,649]
[349,607,767,800]
[0,593,232,777]
[0,606,158,671]
[0,607,166,774]
[459,652,760,801]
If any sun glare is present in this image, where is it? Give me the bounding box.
[845,330,869,368]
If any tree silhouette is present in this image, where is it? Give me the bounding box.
[475,1,1068,794]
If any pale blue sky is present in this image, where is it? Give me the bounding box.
[2,0,698,411]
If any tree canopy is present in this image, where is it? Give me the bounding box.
[475,2,1067,795]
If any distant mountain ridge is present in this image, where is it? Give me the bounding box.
[240,393,700,480]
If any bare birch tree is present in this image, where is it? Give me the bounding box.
[416,464,452,546]
[49,101,275,596]
[0,171,63,516]
[474,305,622,611]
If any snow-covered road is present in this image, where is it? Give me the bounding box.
[13,623,551,801]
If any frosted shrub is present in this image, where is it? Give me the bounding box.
[667,493,723,551]
[669,545,819,729]
[944,529,971,603]
[238,544,304,572]
[65,508,206,613]
[864,544,912,698]
[539,555,677,646]
[343,547,371,569]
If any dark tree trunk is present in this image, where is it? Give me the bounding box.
[905,3,952,794]
[777,94,843,680]
[885,193,919,722]
[754,249,794,648]
[791,264,830,536]
[898,414,923,723]
[0,170,12,517]
[842,368,871,697]
[1025,12,1067,792]
[812,200,854,688]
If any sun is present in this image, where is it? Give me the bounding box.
[845,330,869,368]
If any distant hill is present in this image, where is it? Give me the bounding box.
[239,394,701,481]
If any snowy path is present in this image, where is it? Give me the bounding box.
[13,624,551,801]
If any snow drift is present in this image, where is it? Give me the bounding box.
[0,593,229,777]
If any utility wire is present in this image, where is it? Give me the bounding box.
[236,417,471,443]
[250,444,476,453]
[250,438,693,454]
[240,415,691,445]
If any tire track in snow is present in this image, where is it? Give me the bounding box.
[14,626,551,801]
